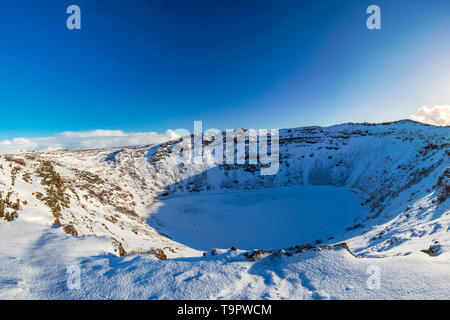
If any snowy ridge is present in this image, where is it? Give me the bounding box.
[0,120,449,299]
[0,120,448,256]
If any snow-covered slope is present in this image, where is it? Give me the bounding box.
[0,120,449,299]
[1,221,449,299]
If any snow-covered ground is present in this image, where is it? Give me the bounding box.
[0,120,448,299]
[1,220,449,299]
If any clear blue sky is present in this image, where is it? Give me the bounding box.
[0,0,449,139]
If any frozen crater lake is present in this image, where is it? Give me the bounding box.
[147,186,368,250]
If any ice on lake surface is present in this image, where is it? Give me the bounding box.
[148,186,367,250]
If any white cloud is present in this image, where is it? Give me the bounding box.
[0,129,180,154]
[0,138,38,153]
[410,105,450,126]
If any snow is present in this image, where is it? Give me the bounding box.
[1,219,449,299]
[148,186,368,250]
[0,120,448,299]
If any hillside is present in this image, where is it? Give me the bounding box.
[0,120,448,299]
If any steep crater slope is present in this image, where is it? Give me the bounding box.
[125,120,449,257]
[0,120,448,258]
